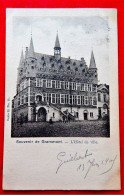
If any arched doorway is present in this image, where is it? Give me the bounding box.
[103,104,109,115]
[83,110,88,120]
[37,107,47,122]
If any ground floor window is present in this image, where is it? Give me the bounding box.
[90,112,93,117]
[75,112,79,118]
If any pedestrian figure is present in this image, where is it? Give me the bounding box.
[68,115,71,123]
[49,118,53,124]
[62,115,65,123]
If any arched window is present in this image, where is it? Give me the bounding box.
[36,95,42,102]
[98,93,101,102]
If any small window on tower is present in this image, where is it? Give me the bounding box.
[51,64,54,68]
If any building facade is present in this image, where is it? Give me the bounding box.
[12,34,108,124]
[97,84,109,119]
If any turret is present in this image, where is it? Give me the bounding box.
[89,50,98,84]
[19,49,24,67]
[25,47,28,59]
[28,36,35,58]
[54,33,61,61]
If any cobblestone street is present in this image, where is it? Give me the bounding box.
[12,120,110,137]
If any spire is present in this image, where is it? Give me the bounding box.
[55,33,60,48]
[28,36,34,57]
[89,50,96,69]
[19,49,24,66]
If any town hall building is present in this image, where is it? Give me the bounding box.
[12,34,109,124]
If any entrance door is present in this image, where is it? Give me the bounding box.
[98,107,101,118]
[37,107,47,122]
[84,113,88,120]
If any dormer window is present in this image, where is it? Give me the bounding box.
[41,56,44,61]
[59,65,63,70]
[50,57,53,62]
[43,62,46,67]
[73,62,76,66]
[51,63,55,68]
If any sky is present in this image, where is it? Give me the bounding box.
[8,13,110,94]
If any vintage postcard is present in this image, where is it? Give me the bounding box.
[3,8,120,190]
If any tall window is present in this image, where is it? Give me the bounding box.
[65,82,69,90]
[98,93,101,102]
[43,79,46,88]
[77,83,81,91]
[84,84,88,91]
[77,95,81,105]
[75,112,79,118]
[85,96,88,105]
[51,94,56,104]
[18,96,20,106]
[73,95,77,105]
[25,93,28,103]
[36,78,43,87]
[56,94,60,104]
[61,81,65,89]
[81,96,84,105]
[47,93,51,104]
[69,95,72,105]
[52,80,56,88]
[21,95,24,105]
[46,80,52,88]
[88,84,91,91]
[56,80,61,89]
[92,85,97,92]
[104,94,106,102]
[89,97,92,105]
[43,93,47,102]
[65,94,69,104]
[93,96,97,105]
[60,94,65,104]
[81,84,84,91]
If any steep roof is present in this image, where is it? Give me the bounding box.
[28,36,34,57]
[55,34,60,48]
[19,49,24,66]
[89,50,96,69]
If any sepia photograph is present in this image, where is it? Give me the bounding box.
[11,15,110,137]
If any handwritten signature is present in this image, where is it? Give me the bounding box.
[56,150,117,179]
